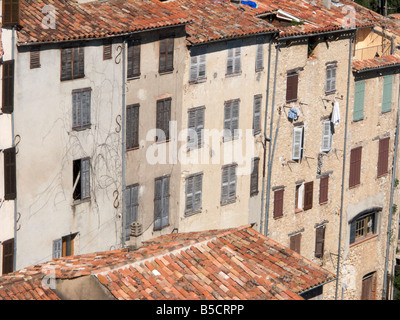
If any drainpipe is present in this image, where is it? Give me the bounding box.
[121,38,127,248]
[382,73,400,300]
[334,34,354,300]
[264,43,279,236]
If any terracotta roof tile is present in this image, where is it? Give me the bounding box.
[353,54,400,72]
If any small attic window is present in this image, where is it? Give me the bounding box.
[308,36,318,58]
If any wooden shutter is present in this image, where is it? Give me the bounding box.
[2,60,14,114]
[226,41,241,74]
[188,107,204,150]
[224,100,239,140]
[273,188,284,219]
[255,43,263,71]
[377,137,390,177]
[250,158,259,196]
[73,47,85,79]
[161,176,170,228]
[315,226,325,258]
[353,80,365,121]
[2,238,14,274]
[103,40,112,60]
[2,0,19,27]
[326,66,336,93]
[382,75,393,113]
[361,273,376,300]
[4,147,16,200]
[226,48,234,74]
[190,54,206,82]
[127,40,140,78]
[53,239,62,259]
[253,95,262,135]
[80,158,90,199]
[72,88,91,130]
[321,120,332,152]
[156,98,171,142]
[221,165,236,204]
[319,175,329,204]
[228,165,237,200]
[30,47,41,69]
[126,104,139,149]
[189,55,198,82]
[61,48,73,81]
[154,177,169,230]
[290,233,301,254]
[286,72,298,103]
[303,181,313,210]
[349,146,362,188]
[159,37,174,73]
[185,174,202,213]
[292,127,303,160]
[125,184,139,239]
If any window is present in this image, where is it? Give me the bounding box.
[54,234,77,257]
[350,210,379,244]
[292,126,304,160]
[159,36,174,73]
[253,95,262,135]
[290,233,301,254]
[294,183,303,213]
[189,47,206,82]
[250,158,260,197]
[319,175,329,204]
[353,80,365,121]
[126,104,140,150]
[156,98,171,142]
[226,41,241,75]
[273,188,284,219]
[187,106,205,150]
[125,184,139,239]
[73,158,90,201]
[154,176,170,230]
[382,75,393,113]
[3,147,16,200]
[221,164,237,205]
[2,238,14,275]
[127,39,140,78]
[30,47,41,69]
[315,225,325,258]
[286,72,298,103]
[377,137,390,177]
[72,88,91,130]
[255,41,264,71]
[321,120,332,152]
[103,39,112,60]
[349,146,362,188]
[185,173,203,215]
[2,60,14,114]
[361,272,377,300]
[325,64,337,94]
[303,181,313,210]
[61,46,84,81]
[2,0,19,27]
[307,36,318,58]
[223,99,240,141]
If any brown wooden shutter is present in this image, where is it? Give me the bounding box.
[361,273,376,300]
[349,146,362,188]
[290,233,301,254]
[286,72,298,103]
[377,137,390,177]
[319,175,329,204]
[3,147,16,200]
[159,37,174,73]
[127,40,140,78]
[303,181,313,210]
[2,0,19,27]
[315,226,325,258]
[273,188,284,219]
[30,47,41,69]
[2,238,14,275]
[103,40,112,60]
[2,60,14,114]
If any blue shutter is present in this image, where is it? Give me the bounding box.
[382,75,393,113]
[353,80,365,121]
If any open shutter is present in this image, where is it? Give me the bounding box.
[253,95,262,135]
[221,167,229,204]
[250,158,259,196]
[303,181,313,210]
[255,43,263,71]
[353,80,365,121]
[161,176,170,228]
[53,239,62,259]
[61,48,72,81]
[286,72,298,102]
[349,147,362,188]
[273,189,284,219]
[319,175,329,204]
[2,238,14,274]
[189,56,198,82]
[315,226,325,258]
[292,127,303,160]
[377,137,390,177]
[154,178,162,230]
[80,158,90,199]
[321,120,332,152]
[2,60,14,114]
[4,147,16,200]
[382,75,393,113]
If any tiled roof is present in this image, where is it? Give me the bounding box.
[17,0,191,45]
[352,54,400,72]
[0,225,335,300]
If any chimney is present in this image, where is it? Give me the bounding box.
[322,0,331,9]
[127,222,143,251]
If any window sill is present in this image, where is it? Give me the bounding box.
[72,125,91,132]
[352,118,364,123]
[153,224,170,232]
[127,75,141,81]
[187,145,204,152]
[319,201,328,206]
[250,191,259,198]
[381,110,392,115]
[156,139,170,144]
[127,146,140,152]
[221,198,236,206]
[225,72,242,78]
[295,208,303,214]
[255,68,264,72]
[286,99,298,104]
[189,78,207,85]
[72,197,91,206]
[377,172,388,179]
[223,136,239,143]
[159,69,174,76]
[349,183,361,190]
[61,75,85,82]
[185,209,202,217]
[325,90,336,96]
[350,233,378,248]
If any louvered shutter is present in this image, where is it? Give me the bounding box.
[53,239,62,259]
[161,176,170,228]
[221,166,230,204]
[2,238,14,274]
[125,184,139,239]
[250,158,259,196]
[61,48,72,81]
[303,181,313,210]
[81,90,91,127]
[193,174,202,211]
[382,75,393,113]
[185,176,194,212]
[234,47,241,73]
[154,178,162,230]
[166,38,174,71]
[159,39,166,72]
[256,43,263,71]
[198,54,206,79]
[127,40,140,78]
[253,95,262,135]
[103,40,112,60]
[315,226,325,258]
[73,47,84,79]
[224,102,232,139]
[30,47,41,69]
[290,233,301,254]
[326,67,336,93]
[349,147,362,188]
[353,81,365,121]
[72,90,80,129]
[292,127,303,160]
[126,104,139,149]
[186,173,203,213]
[196,108,204,148]
[377,137,390,177]
[286,73,298,102]
[231,100,239,138]
[2,60,14,114]
[226,48,234,74]
[321,120,332,152]
[156,99,171,142]
[80,158,90,199]
[189,56,198,82]
[273,188,284,219]
[228,165,236,199]
[319,175,329,204]
[3,147,16,200]
[2,0,19,27]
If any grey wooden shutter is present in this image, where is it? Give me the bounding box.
[321,120,332,152]
[250,158,259,196]
[224,102,232,139]
[3,147,16,200]
[228,165,236,199]
[233,47,241,73]
[156,98,171,142]
[353,81,365,121]
[193,174,202,211]
[127,40,140,78]
[255,43,263,71]
[198,54,206,79]
[326,66,336,93]
[2,0,19,27]
[189,56,198,82]
[187,107,204,150]
[292,127,303,160]
[125,184,139,239]
[2,238,14,274]
[161,176,170,228]
[221,166,229,204]
[2,60,14,114]
[53,239,62,259]
[72,88,91,130]
[221,165,236,204]
[159,37,173,73]
[231,100,239,138]
[185,174,202,213]
[154,176,169,230]
[253,95,262,135]
[81,90,91,127]
[185,176,194,213]
[315,226,325,258]
[377,137,390,177]
[273,188,284,219]
[80,158,90,199]
[286,72,298,102]
[166,38,174,71]
[349,147,362,188]
[30,47,41,69]
[61,48,73,81]
[154,178,162,230]
[74,47,85,79]
[126,104,139,149]
[226,48,234,74]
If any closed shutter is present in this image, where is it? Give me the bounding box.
[361,274,375,300]
[103,40,112,60]
[2,0,19,27]
[2,238,14,274]
[2,60,14,114]
[224,100,240,140]
[273,188,284,219]
[187,107,204,150]
[226,48,234,74]
[315,226,325,258]
[154,178,162,230]
[74,47,85,79]
[125,184,139,239]
[221,165,236,205]
[377,137,390,177]
[253,95,262,135]
[319,175,329,204]
[61,48,73,81]
[156,98,171,141]
[154,177,169,230]
[127,40,140,78]
[255,43,263,71]
[185,173,203,214]
[303,181,313,210]
[353,81,365,121]
[326,66,336,93]
[226,41,241,74]
[4,147,16,200]
[80,158,90,199]
[189,56,198,82]
[290,233,301,254]
[61,47,84,81]
[72,88,91,130]
[53,239,62,259]
[161,176,170,228]
[321,120,332,152]
[382,75,393,113]
[30,47,41,69]
[286,72,298,103]
[190,54,206,82]
[159,37,174,73]
[250,158,259,196]
[292,127,303,160]
[349,146,362,188]
[126,104,139,149]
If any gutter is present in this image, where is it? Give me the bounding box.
[121,38,127,248]
[278,27,359,42]
[299,277,337,297]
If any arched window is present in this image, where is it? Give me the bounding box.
[349,208,381,244]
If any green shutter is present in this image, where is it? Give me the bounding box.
[382,75,393,113]
[353,80,365,121]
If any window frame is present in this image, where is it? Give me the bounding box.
[349,209,379,245]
